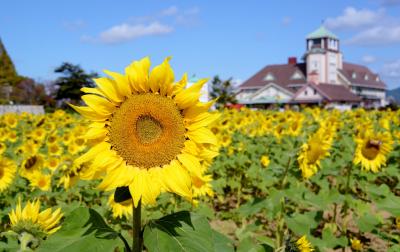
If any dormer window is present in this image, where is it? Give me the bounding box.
[352,72,357,79]
[291,71,304,80]
[264,73,275,81]
[364,74,369,81]
[376,76,380,82]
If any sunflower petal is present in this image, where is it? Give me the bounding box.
[82,94,116,115]
[104,70,132,97]
[93,77,123,103]
[149,57,174,96]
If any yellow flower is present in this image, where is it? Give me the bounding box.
[31,128,47,141]
[47,143,63,156]
[8,198,63,236]
[7,131,18,143]
[3,113,18,128]
[0,157,17,192]
[29,173,51,191]
[72,57,218,207]
[17,140,40,156]
[353,131,393,172]
[296,235,314,252]
[192,174,214,198]
[107,194,132,219]
[20,155,44,179]
[260,155,270,167]
[350,238,362,251]
[46,157,60,172]
[0,142,6,155]
[298,131,330,179]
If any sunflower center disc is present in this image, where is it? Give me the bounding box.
[109,94,186,169]
[38,179,47,188]
[136,115,163,144]
[307,141,324,164]
[362,140,381,160]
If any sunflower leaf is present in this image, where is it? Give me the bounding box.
[143,211,233,252]
[37,207,123,252]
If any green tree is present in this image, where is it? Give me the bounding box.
[209,75,237,109]
[0,38,23,86]
[53,62,98,105]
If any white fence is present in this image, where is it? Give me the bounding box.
[0,105,45,115]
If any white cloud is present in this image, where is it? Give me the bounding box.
[175,7,200,26]
[361,55,377,64]
[346,25,400,45]
[325,7,385,30]
[381,59,400,78]
[161,6,178,16]
[98,22,173,44]
[81,6,199,44]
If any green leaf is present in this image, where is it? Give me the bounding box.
[236,236,266,252]
[256,236,275,249]
[320,227,347,249]
[285,212,319,236]
[357,214,381,232]
[37,207,122,252]
[237,198,267,218]
[376,194,400,216]
[212,230,234,252]
[143,211,218,252]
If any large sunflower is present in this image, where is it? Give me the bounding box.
[72,57,218,206]
[0,157,17,192]
[9,198,63,237]
[353,130,393,172]
[298,130,330,179]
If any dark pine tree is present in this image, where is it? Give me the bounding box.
[53,62,98,105]
[209,75,237,109]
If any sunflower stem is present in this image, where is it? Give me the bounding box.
[132,199,142,252]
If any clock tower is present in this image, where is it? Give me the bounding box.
[305,26,343,84]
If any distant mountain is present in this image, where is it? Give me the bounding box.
[387,87,400,103]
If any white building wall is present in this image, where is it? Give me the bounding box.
[0,105,45,115]
[295,86,323,100]
[251,86,292,100]
[327,52,339,84]
[236,89,258,100]
[307,54,326,83]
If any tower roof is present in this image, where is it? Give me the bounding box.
[306,26,338,39]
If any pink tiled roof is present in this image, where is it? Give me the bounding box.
[293,83,361,102]
[239,63,307,90]
[340,62,385,89]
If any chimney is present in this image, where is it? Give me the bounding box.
[288,57,297,65]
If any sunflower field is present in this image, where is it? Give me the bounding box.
[0,58,400,252]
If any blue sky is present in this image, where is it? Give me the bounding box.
[1,0,400,89]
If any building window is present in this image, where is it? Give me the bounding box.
[313,89,317,95]
[264,73,275,81]
[364,74,369,80]
[376,76,380,82]
[352,72,357,79]
[290,71,303,80]
[305,90,308,95]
